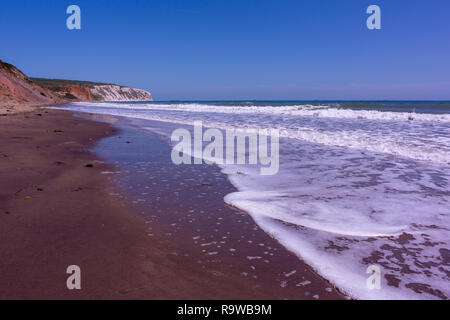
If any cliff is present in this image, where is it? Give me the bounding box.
[0,59,153,114]
[91,85,153,101]
[0,60,63,113]
[32,78,153,102]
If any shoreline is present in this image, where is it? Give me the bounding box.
[0,102,68,115]
[0,108,344,299]
[81,113,345,299]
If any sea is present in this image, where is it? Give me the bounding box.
[52,100,450,300]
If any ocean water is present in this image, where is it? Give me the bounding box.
[53,101,450,300]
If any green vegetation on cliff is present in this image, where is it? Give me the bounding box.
[30,78,115,88]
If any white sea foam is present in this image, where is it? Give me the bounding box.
[223,141,450,299]
[54,103,450,164]
[70,102,450,123]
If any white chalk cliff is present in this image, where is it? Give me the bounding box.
[91,85,152,101]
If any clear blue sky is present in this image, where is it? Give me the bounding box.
[1,0,449,100]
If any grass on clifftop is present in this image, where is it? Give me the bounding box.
[31,78,116,88]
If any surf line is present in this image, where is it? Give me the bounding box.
[170,121,280,175]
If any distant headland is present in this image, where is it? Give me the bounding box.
[0,59,152,114]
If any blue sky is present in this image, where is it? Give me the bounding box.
[1,0,449,100]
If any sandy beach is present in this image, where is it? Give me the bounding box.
[0,108,343,300]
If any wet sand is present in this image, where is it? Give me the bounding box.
[89,116,345,299]
[0,102,61,115]
[0,109,344,299]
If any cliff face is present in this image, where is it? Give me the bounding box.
[38,83,95,102]
[0,60,153,114]
[91,85,152,101]
[0,60,62,113]
[32,79,153,102]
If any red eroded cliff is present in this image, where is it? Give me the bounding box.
[38,83,95,102]
[0,60,63,113]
